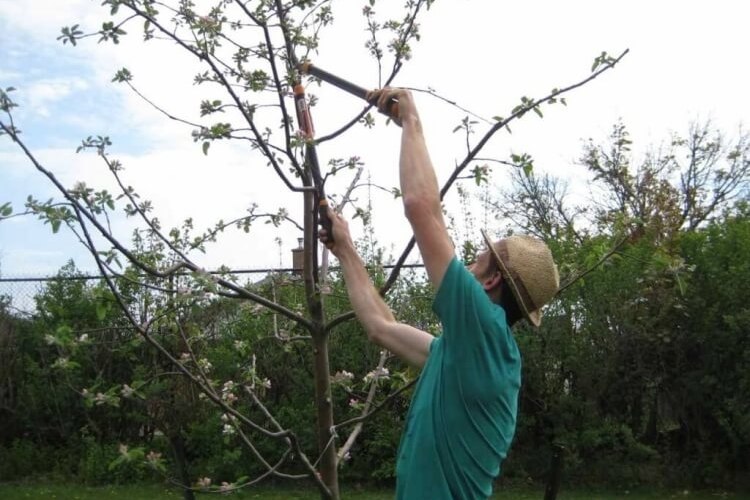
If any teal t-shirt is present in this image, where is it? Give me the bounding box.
[395,257,522,499]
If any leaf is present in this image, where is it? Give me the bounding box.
[96,302,108,321]
[50,219,62,233]
[0,202,12,216]
[109,455,127,471]
[112,68,132,83]
[202,141,210,155]
[533,107,543,118]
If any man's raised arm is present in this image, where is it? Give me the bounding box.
[370,88,455,289]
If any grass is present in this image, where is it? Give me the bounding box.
[0,483,745,499]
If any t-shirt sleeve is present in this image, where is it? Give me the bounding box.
[432,257,512,350]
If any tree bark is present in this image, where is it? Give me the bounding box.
[169,433,195,500]
[302,188,339,500]
[312,329,338,499]
[544,443,564,500]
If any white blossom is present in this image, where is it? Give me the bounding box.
[363,367,390,384]
[222,380,238,403]
[198,358,213,373]
[121,384,134,398]
[52,357,70,369]
[331,370,354,385]
[197,477,212,488]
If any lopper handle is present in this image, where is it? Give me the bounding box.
[303,142,334,245]
[318,199,334,246]
[293,84,315,138]
[299,61,400,122]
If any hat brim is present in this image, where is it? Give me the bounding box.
[480,229,542,327]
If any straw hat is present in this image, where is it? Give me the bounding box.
[480,230,559,327]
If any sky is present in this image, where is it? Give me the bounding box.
[1,0,749,279]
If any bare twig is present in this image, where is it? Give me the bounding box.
[321,166,364,283]
[335,350,387,464]
[404,86,492,124]
[0,121,312,328]
[556,235,629,296]
[334,377,417,430]
[380,49,631,295]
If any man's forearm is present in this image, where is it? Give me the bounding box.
[399,110,441,210]
[319,202,433,366]
[336,246,433,367]
[337,248,394,337]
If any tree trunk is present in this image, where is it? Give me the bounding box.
[312,329,339,499]
[544,443,564,500]
[302,187,339,500]
[169,433,195,500]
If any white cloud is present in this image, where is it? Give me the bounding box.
[0,69,22,81]
[23,77,90,117]
[0,0,101,38]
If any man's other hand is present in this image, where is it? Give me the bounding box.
[319,207,355,258]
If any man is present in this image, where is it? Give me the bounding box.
[319,88,559,499]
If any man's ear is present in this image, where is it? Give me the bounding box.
[482,271,502,292]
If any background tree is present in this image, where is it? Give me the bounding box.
[492,120,749,488]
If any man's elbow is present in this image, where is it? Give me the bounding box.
[362,317,392,347]
[402,194,440,223]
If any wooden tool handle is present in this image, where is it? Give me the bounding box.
[299,61,400,122]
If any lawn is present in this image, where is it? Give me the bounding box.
[0,483,745,499]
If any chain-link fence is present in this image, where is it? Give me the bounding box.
[0,263,425,316]
[0,268,292,316]
[0,275,51,315]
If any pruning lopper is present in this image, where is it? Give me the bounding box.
[292,61,401,244]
